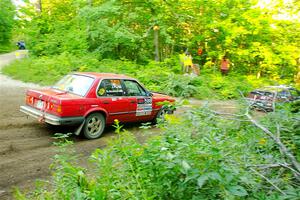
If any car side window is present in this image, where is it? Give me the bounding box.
[97,79,124,96]
[277,89,290,99]
[123,80,147,96]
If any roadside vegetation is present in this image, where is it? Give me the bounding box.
[15,105,300,199]
[0,0,15,53]
[3,54,279,99]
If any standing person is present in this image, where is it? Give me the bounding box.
[197,47,203,56]
[179,50,186,73]
[184,52,193,73]
[17,41,26,50]
[220,56,230,75]
[191,64,200,76]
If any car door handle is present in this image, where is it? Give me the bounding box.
[102,100,109,104]
[130,100,137,103]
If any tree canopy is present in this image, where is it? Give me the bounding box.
[13,0,300,81]
[0,0,15,51]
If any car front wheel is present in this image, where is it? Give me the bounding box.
[83,113,105,139]
[153,108,167,124]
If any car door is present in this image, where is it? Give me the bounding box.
[122,79,153,122]
[277,89,291,102]
[96,79,132,123]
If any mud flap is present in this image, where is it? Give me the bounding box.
[74,119,85,136]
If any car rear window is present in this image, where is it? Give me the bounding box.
[53,74,94,96]
[97,79,124,96]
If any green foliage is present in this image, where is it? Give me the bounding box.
[3,53,281,99]
[260,108,300,161]
[14,0,300,81]
[15,105,300,199]
[15,0,87,56]
[290,100,300,113]
[0,0,16,52]
[162,74,198,98]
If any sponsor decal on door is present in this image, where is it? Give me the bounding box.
[136,97,152,116]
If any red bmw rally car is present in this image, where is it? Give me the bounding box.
[20,72,175,139]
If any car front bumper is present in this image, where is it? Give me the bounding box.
[20,105,84,125]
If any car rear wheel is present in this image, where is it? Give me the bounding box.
[83,113,105,139]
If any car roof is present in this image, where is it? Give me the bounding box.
[257,85,294,92]
[264,85,292,89]
[73,72,135,80]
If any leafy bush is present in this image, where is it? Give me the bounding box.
[159,74,197,98]
[0,0,15,52]
[259,108,300,161]
[15,106,300,200]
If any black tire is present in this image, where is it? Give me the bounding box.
[83,113,105,139]
[153,108,167,124]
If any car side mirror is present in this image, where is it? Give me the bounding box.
[147,91,153,97]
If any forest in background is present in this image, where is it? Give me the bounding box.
[1,0,300,86]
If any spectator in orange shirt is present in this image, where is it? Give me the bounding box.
[220,56,230,75]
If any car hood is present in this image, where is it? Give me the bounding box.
[152,92,175,102]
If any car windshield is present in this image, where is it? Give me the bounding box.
[52,74,94,96]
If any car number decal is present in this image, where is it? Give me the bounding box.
[98,88,105,96]
[136,97,152,116]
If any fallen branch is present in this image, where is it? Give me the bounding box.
[250,168,286,195]
[247,163,290,169]
[279,163,300,178]
[247,163,300,177]
[238,90,300,178]
[200,101,300,181]
[245,113,300,174]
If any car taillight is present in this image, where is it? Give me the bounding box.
[26,96,34,105]
[57,105,62,113]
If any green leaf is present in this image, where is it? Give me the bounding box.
[207,172,222,181]
[197,175,209,188]
[227,185,248,197]
[181,160,191,172]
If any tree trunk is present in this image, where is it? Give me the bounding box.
[154,28,160,62]
[36,0,42,13]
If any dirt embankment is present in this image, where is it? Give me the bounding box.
[0,52,238,200]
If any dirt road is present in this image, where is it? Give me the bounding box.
[0,52,237,199]
[0,53,130,199]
